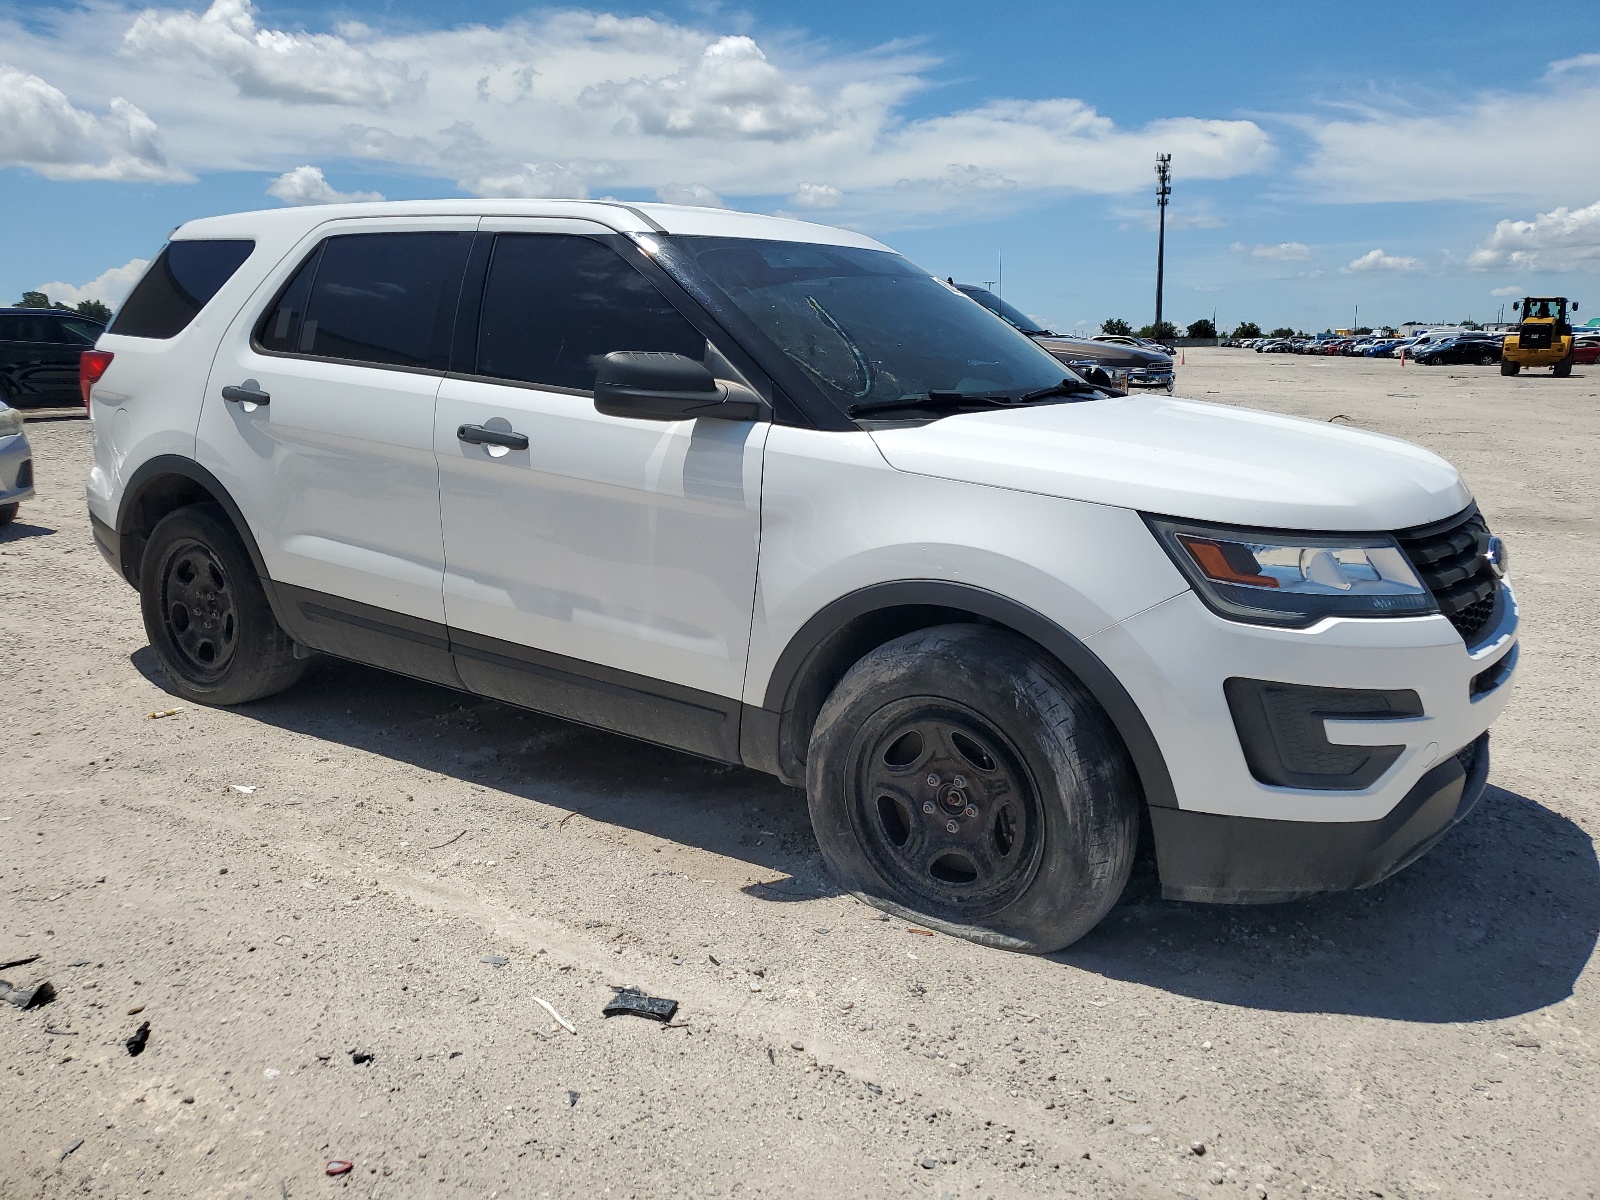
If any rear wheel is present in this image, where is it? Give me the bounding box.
[1553,354,1573,378]
[1501,360,1520,376]
[0,502,16,526]
[806,624,1140,953]
[140,503,306,706]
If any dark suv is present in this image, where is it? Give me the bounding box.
[0,308,106,406]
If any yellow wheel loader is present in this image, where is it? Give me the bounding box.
[1501,296,1579,376]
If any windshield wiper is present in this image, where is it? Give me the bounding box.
[847,377,1100,418]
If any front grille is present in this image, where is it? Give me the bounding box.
[1396,506,1499,644]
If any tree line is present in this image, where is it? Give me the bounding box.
[15,291,113,324]
[1100,318,1306,340]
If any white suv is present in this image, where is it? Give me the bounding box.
[85,201,1518,952]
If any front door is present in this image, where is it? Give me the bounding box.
[435,224,769,760]
[196,221,473,684]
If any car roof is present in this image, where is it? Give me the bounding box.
[172,199,892,253]
[0,307,105,321]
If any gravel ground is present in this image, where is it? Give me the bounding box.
[2,348,1596,1200]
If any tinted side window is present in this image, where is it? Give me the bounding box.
[53,317,104,346]
[0,314,60,343]
[258,232,469,370]
[476,235,705,391]
[110,240,255,339]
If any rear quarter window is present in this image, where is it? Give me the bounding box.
[110,239,255,340]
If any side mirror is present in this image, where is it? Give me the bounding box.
[593,351,761,422]
[1572,301,1579,312]
[1511,302,1520,312]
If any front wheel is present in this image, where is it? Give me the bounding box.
[140,503,306,706]
[1501,360,1520,375]
[1553,354,1573,378]
[0,502,16,526]
[806,625,1140,953]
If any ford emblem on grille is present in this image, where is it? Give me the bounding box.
[1484,535,1508,579]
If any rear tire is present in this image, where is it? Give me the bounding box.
[806,624,1140,953]
[1501,360,1520,376]
[0,502,16,526]
[140,503,306,706]
[1553,354,1573,378]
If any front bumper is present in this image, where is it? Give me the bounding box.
[1127,367,1175,389]
[1151,733,1489,902]
[0,431,34,504]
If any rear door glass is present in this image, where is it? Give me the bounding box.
[474,234,704,391]
[110,240,255,339]
[256,232,470,371]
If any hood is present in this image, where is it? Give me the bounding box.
[868,393,1471,531]
[1032,335,1170,368]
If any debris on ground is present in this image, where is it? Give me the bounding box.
[532,995,576,1035]
[0,955,41,971]
[228,785,256,795]
[126,1005,144,1015]
[1190,1141,1207,1156]
[325,1160,354,1176]
[602,988,678,1023]
[68,958,91,967]
[0,977,55,1009]
[567,1090,580,1107]
[57,1137,83,1163]
[125,1021,150,1056]
[428,829,467,850]
[351,1050,375,1065]
[147,708,182,720]
[480,954,508,966]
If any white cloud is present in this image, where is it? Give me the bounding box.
[583,35,830,140]
[1547,53,1600,77]
[0,5,1272,226]
[789,181,841,208]
[1298,67,1600,204]
[34,258,151,308]
[1231,241,1311,261]
[266,164,384,205]
[123,0,417,106]
[1468,200,1600,272]
[655,181,725,207]
[1117,206,1223,232]
[0,64,185,182]
[1490,285,1522,296]
[463,160,609,199]
[1345,248,1421,273]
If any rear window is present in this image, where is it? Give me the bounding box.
[255,232,470,370]
[110,239,255,339]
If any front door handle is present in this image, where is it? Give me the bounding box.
[221,379,270,405]
[457,423,529,451]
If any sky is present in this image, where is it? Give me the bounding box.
[2,0,1597,335]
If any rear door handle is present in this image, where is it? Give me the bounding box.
[221,379,270,405]
[457,423,529,450]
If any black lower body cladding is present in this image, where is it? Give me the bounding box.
[1150,734,1489,904]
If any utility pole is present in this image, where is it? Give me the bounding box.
[1154,154,1171,334]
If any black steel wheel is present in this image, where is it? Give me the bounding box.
[157,538,239,681]
[807,624,1140,953]
[850,700,1045,918]
[140,503,306,705]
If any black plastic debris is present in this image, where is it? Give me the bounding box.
[566,1090,579,1107]
[350,1050,374,1065]
[125,1021,150,1056]
[603,987,678,1023]
[0,955,41,971]
[0,978,55,1010]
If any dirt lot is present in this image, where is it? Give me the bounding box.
[2,348,1596,1200]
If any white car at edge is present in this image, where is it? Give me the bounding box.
[83,200,1517,952]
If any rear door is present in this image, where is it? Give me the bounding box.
[434,222,770,759]
[196,220,473,684]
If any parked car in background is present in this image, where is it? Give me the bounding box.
[1573,335,1600,366]
[1412,336,1502,367]
[0,395,35,524]
[956,285,1176,391]
[0,308,106,407]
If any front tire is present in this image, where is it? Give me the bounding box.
[140,503,306,706]
[1553,354,1573,378]
[0,502,16,526]
[1501,360,1520,375]
[806,625,1139,953]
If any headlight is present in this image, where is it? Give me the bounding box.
[1146,516,1437,628]
[0,406,23,438]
